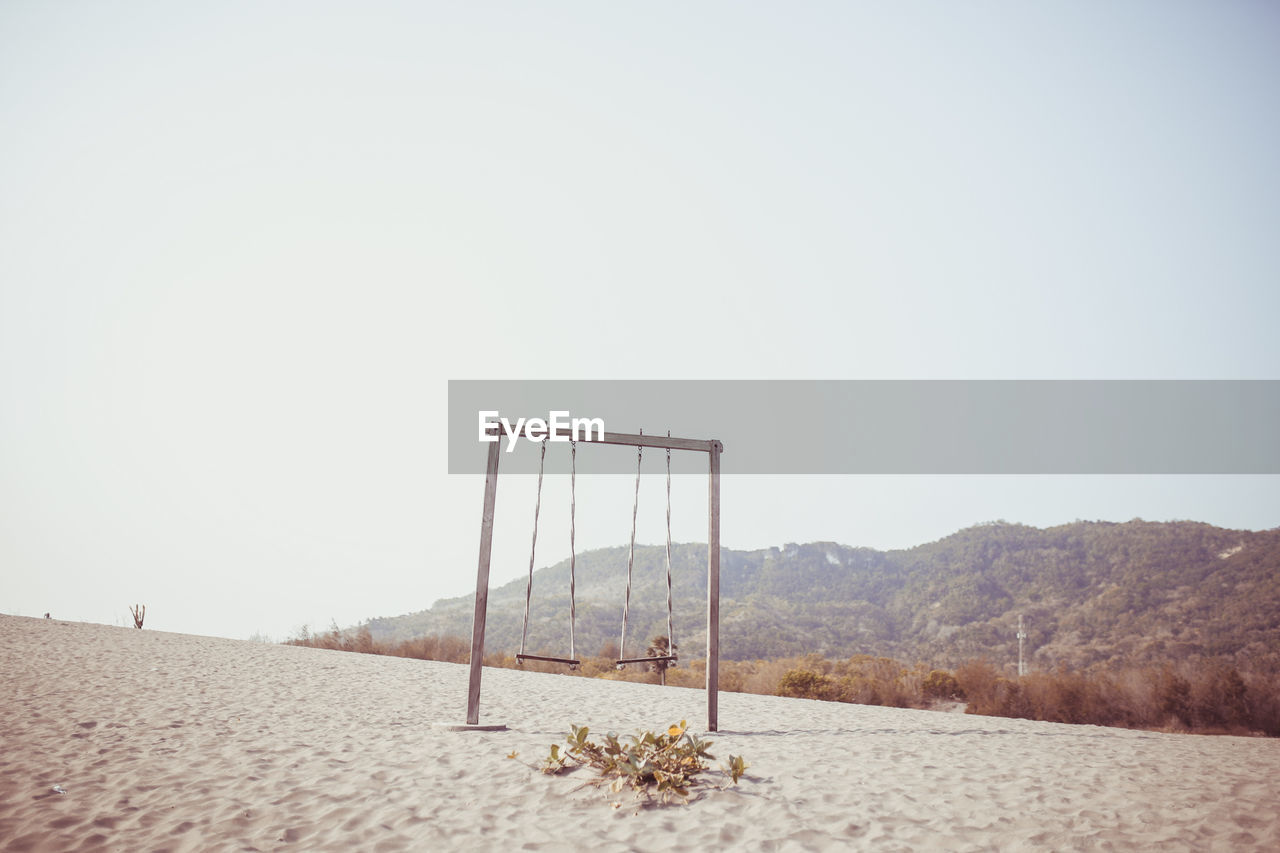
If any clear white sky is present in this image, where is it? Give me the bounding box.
[3,2,1277,641]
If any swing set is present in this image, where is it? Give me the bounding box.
[462,423,723,731]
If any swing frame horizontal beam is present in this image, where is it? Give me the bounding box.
[481,422,721,455]
[465,427,722,732]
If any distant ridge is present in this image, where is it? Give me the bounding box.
[365,520,1280,670]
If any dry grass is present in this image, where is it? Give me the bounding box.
[286,623,469,663]
[284,626,1280,737]
[953,659,1277,735]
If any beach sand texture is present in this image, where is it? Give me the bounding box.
[2,614,1277,851]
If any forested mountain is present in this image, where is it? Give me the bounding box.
[364,521,1280,671]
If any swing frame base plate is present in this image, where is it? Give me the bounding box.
[433,722,509,732]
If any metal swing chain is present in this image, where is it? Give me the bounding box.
[518,439,547,659]
[569,439,577,662]
[664,434,676,660]
[618,433,642,664]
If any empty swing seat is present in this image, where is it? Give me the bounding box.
[515,440,582,672]
[516,653,581,666]
[614,437,682,674]
[615,655,677,666]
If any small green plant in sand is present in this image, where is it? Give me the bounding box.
[536,721,747,803]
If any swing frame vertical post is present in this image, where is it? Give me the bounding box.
[707,440,722,732]
[466,439,502,726]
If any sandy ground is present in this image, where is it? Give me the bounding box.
[2,614,1278,851]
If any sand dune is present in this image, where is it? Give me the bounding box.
[1,614,1277,851]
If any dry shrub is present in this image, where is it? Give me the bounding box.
[836,656,915,707]
[286,622,368,652]
[1188,661,1248,730]
[899,663,931,703]
[575,656,615,678]
[1152,666,1193,728]
[771,656,919,708]
[1244,671,1280,737]
[739,659,796,696]
[776,668,841,701]
[716,660,749,694]
[399,634,469,664]
[1018,668,1108,725]
[663,664,704,689]
[923,669,962,701]
[955,660,1002,714]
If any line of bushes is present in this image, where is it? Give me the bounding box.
[769,654,1280,737]
[284,626,1280,736]
[951,658,1280,735]
[286,622,470,663]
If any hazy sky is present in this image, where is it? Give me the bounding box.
[3,2,1277,641]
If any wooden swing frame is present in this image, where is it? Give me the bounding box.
[464,425,723,731]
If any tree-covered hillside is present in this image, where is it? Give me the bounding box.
[364,521,1280,671]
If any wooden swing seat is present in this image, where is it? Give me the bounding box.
[615,655,677,666]
[516,653,581,666]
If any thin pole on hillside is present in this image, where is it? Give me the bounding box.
[1017,614,1027,677]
